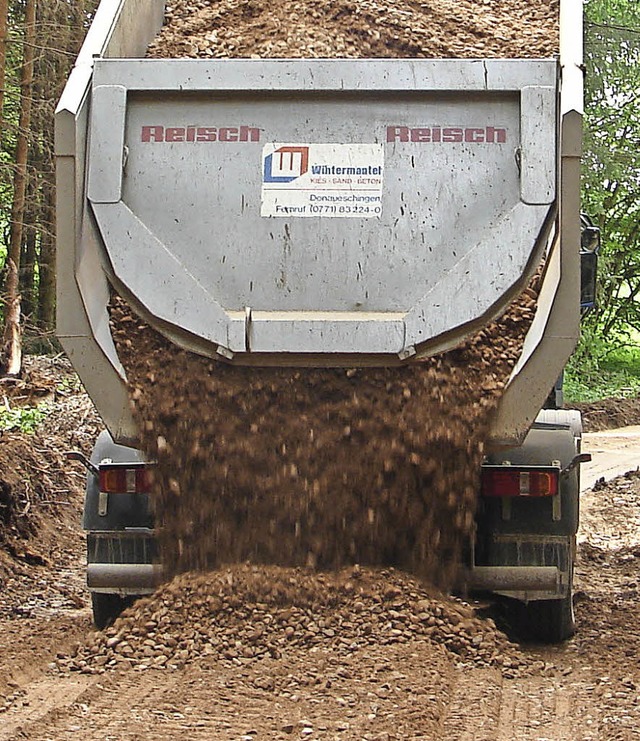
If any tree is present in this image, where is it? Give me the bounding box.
[0,0,7,136]
[7,0,35,285]
[0,0,96,354]
[0,257,19,373]
[1,0,36,375]
[582,0,640,338]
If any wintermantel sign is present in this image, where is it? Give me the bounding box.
[261,143,384,218]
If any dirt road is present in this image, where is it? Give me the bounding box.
[1,364,638,740]
[581,426,640,491]
[1,469,640,740]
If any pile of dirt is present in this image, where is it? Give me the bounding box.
[149,0,559,59]
[111,281,538,584]
[59,564,529,676]
[570,396,640,432]
[0,355,101,574]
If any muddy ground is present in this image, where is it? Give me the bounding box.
[1,361,640,740]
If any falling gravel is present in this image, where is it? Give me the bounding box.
[109,1,556,581]
[111,280,538,584]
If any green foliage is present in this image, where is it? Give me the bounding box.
[1,0,99,330]
[582,0,640,338]
[56,374,82,395]
[569,0,640,401]
[564,327,640,402]
[0,401,50,433]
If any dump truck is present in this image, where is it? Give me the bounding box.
[56,0,595,641]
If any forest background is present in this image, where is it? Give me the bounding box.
[0,0,638,401]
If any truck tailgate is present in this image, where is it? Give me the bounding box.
[87,58,557,362]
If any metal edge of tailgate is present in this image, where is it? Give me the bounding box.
[55,0,165,445]
[488,0,584,447]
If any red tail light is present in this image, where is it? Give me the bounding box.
[481,467,559,497]
[99,465,153,494]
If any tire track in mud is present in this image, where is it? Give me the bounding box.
[441,670,601,741]
[439,668,503,740]
[11,643,455,740]
[0,677,94,741]
[3,673,191,741]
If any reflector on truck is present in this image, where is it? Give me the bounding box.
[481,466,559,497]
[99,464,154,494]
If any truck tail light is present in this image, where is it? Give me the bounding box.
[99,465,154,494]
[481,467,559,497]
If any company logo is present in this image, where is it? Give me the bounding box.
[141,125,260,143]
[387,125,507,144]
[263,146,309,183]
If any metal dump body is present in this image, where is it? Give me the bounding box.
[56,0,583,446]
[89,58,557,358]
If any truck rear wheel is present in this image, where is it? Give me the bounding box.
[91,592,128,629]
[520,567,576,643]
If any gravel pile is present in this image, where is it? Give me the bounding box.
[60,565,530,676]
[148,0,559,59]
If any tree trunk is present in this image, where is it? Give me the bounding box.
[21,212,37,321]
[0,0,7,138]
[3,0,37,375]
[7,0,37,272]
[1,259,22,376]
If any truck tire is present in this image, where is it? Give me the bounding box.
[521,567,576,643]
[91,592,128,630]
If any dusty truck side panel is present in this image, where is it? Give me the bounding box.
[55,0,166,443]
[488,0,583,447]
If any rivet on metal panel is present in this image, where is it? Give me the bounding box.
[398,346,416,361]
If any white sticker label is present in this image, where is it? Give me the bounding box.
[261,143,384,218]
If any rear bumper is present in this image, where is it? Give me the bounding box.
[469,534,573,601]
[87,563,163,594]
[465,565,565,595]
[87,530,160,596]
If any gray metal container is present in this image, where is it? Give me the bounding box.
[55,0,584,447]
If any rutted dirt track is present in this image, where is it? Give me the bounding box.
[2,476,640,740]
[1,362,640,740]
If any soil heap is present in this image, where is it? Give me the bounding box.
[60,564,530,676]
[0,356,101,570]
[148,0,559,59]
[109,0,557,582]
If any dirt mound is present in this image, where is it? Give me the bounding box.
[0,355,101,573]
[59,564,527,676]
[570,397,640,432]
[149,0,558,59]
[111,280,537,584]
